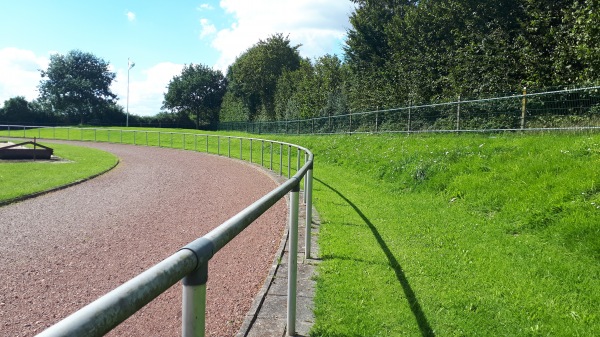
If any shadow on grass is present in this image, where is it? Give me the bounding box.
[316,177,435,337]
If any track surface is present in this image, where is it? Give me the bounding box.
[0,142,287,336]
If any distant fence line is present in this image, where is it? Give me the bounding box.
[218,86,600,134]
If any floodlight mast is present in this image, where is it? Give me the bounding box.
[126,58,135,127]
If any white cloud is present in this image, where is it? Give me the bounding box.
[211,0,354,71]
[197,3,214,11]
[126,11,136,22]
[113,62,184,117]
[0,48,49,104]
[199,18,217,39]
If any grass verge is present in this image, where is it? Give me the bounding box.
[0,141,118,204]
[273,132,600,336]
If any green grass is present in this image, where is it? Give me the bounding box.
[3,127,599,335]
[271,132,600,336]
[0,141,118,203]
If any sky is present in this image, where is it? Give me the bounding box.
[0,0,355,116]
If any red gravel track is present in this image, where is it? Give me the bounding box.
[0,142,287,336]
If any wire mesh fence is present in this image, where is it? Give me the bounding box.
[218,86,600,134]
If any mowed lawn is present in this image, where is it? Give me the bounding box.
[2,128,598,336]
[274,132,600,336]
[0,141,118,203]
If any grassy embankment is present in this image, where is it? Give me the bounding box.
[0,141,118,203]
[2,127,599,335]
[273,132,600,336]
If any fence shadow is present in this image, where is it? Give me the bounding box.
[315,177,435,337]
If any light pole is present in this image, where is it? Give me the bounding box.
[126,58,135,127]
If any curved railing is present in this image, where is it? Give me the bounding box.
[0,125,314,337]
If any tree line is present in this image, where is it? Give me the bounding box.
[2,0,598,127]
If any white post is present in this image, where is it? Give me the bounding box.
[287,184,299,336]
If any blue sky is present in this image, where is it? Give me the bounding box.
[0,0,354,116]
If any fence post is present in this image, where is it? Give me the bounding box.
[240,138,243,160]
[521,87,527,130]
[206,135,209,153]
[133,131,136,145]
[287,183,299,336]
[270,142,273,170]
[228,137,231,158]
[375,110,379,133]
[217,136,220,155]
[456,95,461,131]
[250,139,253,163]
[279,144,283,176]
[305,162,313,259]
[261,140,264,166]
[408,102,412,132]
[182,263,208,337]
[287,145,291,178]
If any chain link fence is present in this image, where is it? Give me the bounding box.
[218,86,600,134]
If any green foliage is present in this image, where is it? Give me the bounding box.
[163,64,227,130]
[226,33,301,120]
[38,50,119,124]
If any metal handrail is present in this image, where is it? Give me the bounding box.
[0,125,313,337]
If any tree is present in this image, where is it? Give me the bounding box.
[227,33,302,120]
[38,50,117,124]
[163,64,227,129]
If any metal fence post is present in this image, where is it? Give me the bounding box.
[228,137,231,158]
[456,95,461,131]
[218,136,220,155]
[305,163,313,259]
[287,145,291,178]
[261,140,264,166]
[270,142,273,170]
[240,138,243,160]
[287,183,299,336]
[521,87,527,130]
[250,139,253,163]
[279,144,283,176]
[182,263,208,337]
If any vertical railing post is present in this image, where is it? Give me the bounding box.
[206,135,209,153]
[228,137,231,158]
[304,153,308,203]
[521,87,527,130]
[146,131,148,146]
[287,145,291,178]
[133,131,136,145]
[182,263,208,337]
[456,94,461,131]
[250,139,253,163]
[195,135,197,151]
[171,133,173,148]
[218,136,220,155]
[287,183,299,336]
[240,138,243,160]
[296,148,300,173]
[159,132,161,147]
[279,144,283,176]
[261,140,264,166]
[305,163,313,259]
[270,142,273,171]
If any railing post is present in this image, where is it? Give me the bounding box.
[240,138,243,160]
[250,139,253,163]
[287,183,299,336]
[159,132,161,147]
[279,144,283,176]
[305,163,313,259]
[521,87,527,130]
[182,263,208,337]
[270,142,273,171]
[195,135,197,151]
[456,94,461,131]
[228,137,231,158]
[218,136,220,155]
[206,135,209,153]
[304,153,308,203]
[134,131,136,145]
[261,140,264,166]
[287,145,291,178]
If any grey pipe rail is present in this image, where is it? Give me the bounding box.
[0,125,313,337]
